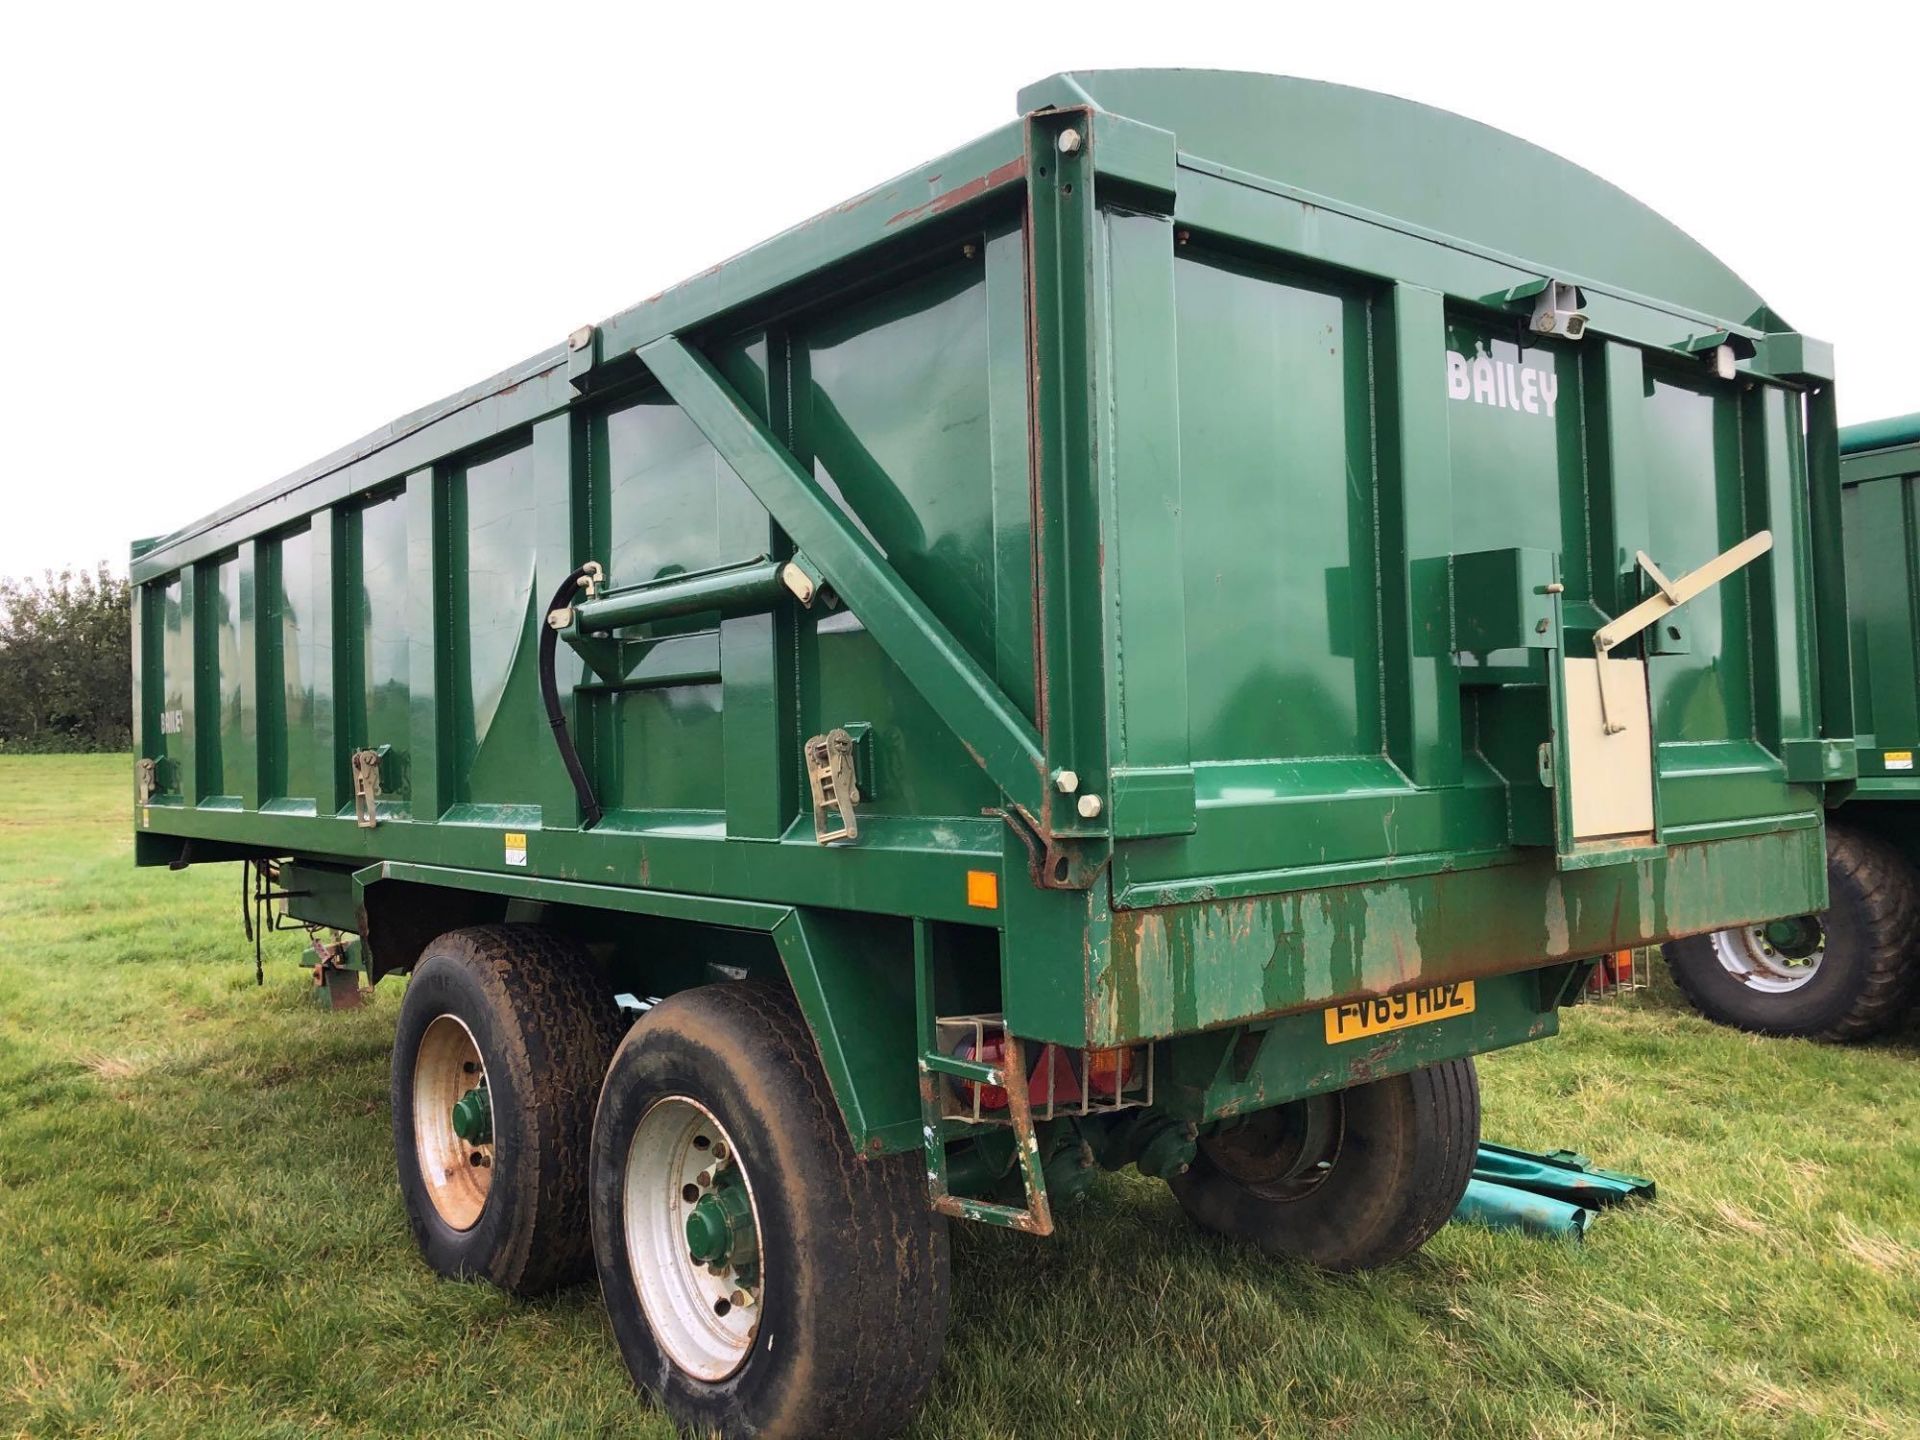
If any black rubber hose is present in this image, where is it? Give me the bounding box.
[539,565,604,831]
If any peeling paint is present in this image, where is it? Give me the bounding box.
[1357,885,1419,994]
[1544,877,1569,955]
[1095,831,1823,1046]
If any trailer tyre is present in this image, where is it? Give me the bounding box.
[1663,824,1920,1041]
[390,924,623,1295]
[590,981,949,1440]
[1170,1058,1480,1272]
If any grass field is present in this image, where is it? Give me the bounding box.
[1,754,1916,1438]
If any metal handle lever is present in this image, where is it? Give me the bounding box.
[1590,530,1773,733]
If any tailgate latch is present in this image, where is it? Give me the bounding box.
[804,729,861,845]
[350,748,386,828]
[1590,530,1773,732]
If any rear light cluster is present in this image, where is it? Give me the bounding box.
[941,1021,1148,1120]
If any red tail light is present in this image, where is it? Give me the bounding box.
[951,1033,1009,1111]
[1086,1046,1136,1097]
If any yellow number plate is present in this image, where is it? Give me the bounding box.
[1323,981,1476,1044]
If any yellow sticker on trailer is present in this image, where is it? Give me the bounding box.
[1323,981,1476,1044]
[1885,751,1913,772]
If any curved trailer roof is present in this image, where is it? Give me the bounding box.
[1021,70,1772,329]
[1840,413,1920,455]
[135,68,1794,574]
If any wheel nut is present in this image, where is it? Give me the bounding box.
[696,1170,714,1188]
[730,1288,755,1308]
[711,1142,729,1162]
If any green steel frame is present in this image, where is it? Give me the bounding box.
[1827,416,1920,865]
[1838,416,1920,800]
[131,72,1843,1177]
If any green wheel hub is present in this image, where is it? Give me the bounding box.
[451,1082,492,1145]
[1761,914,1823,960]
[684,1178,758,1275]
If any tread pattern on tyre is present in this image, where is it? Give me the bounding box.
[591,980,949,1440]
[1397,1055,1482,1266]
[721,982,949,1435]
[394,924,624,1295]
[1665,825,1920,1042]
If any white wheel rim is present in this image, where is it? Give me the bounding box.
[624,1096,763,1382]
[1707,916,1827,994]
[412,1014,493,1230]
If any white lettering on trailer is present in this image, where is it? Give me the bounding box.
[1446,351,1557,418]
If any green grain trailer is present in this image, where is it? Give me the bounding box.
[1668,414,1920,1039]
[130,70,1849,1438]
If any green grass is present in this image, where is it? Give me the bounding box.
[1,755,1916,1438]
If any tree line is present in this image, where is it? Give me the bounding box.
[0,565,132,752]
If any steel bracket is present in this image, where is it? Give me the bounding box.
[912,921,1054,1236]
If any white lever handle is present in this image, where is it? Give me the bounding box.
[1590,530,1773,733]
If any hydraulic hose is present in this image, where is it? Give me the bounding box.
[539,565,604,831]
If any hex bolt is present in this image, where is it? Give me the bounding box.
[1077,794,1103,819]
[1057,128,1082,155]
[711,1142,729,1163]
[696,1169,715,1188]
[730,1288,756,1309]
[962,242,978,260]
[1053,769,1080,795]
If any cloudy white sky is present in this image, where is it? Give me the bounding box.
[2,2,1913,579]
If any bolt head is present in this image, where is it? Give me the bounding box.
[1077,794,1103,819]
[1057,128,1081,154]
[1053,769,1079,795]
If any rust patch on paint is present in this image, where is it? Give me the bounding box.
[886,157,1028,228]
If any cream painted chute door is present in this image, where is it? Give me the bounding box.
[1565,531,1774,843]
